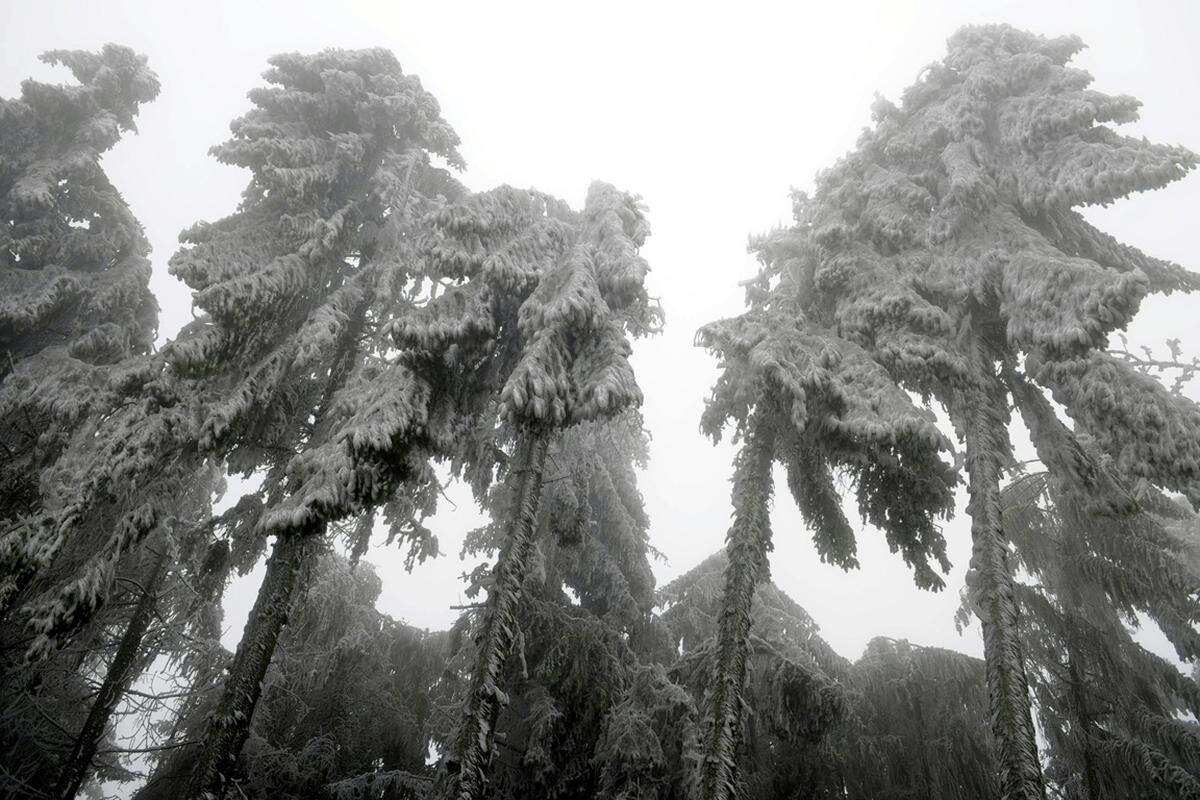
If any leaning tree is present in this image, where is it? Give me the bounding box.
[423,181,659,800]
[161,48,469,800]
[659,550,851,798]
[430,412,669,800]
[1002,370,1200,798]
[693,232,958,799]
[697,23,1198,800]
[0,43,160,597]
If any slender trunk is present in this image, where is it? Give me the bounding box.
[185,527,322,800]
[962,376,1045,800]
[54,548,168,800]
[440,430,551,800]
[698,408,776,800]
[184,300,369,800]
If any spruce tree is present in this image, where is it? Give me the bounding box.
[0,465,222,800]
[694,238,957,799]
[658,550,850,798]
[0,43,159,382]
[161,48,463,800]
[134,553,446,800]
[437,412,669,800]
[0,43,160,601]
[839,638,997,799]
[425,182,658,800]
[1002,369,1200,798]
[699,23,1199,799]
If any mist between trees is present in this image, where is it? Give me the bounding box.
[1,22,1199,800]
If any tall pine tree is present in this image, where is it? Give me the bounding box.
[163,48,463,800]
[1002,368,1200,798]
[426,182,658,800]
[694,233,957,799]
[699,23,1199,798]
[0,43,160,602]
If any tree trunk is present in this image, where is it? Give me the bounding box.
[440,430,551,800]
[54,547,168,800]
[184,302,368,800]
[184,527,322,800]
[962,379,1045,800]
[698,409,776,800]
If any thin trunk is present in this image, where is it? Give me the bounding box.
[55,547,168,800]
[440,430,551,800]
[183,298,370,800]
[185,527,322,800]
[698,408,776,800]
[962,376,1045,800]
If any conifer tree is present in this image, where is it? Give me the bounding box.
[1002,369,1200,798]
[659,550,850,798]
[133,553,446,800]
[159,48,463,800]
[839,638,997,799]
[50,467,223,800]
[0,466,222,800]
[0,43,159,382]
[694,240,957,799]
[427,183,658,800]
[435,412,671,800]
[0,43,160,597]
[700,24,1199,799]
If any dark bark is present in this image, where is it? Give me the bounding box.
[439,430,551,800]
[55,547,168,800]
[183,302,369,800]
[698,408,776,800]
[962,376,1045,800]
[185,527,322,800]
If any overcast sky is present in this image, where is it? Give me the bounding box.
[3,0,1198,664]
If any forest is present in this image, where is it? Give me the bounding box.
[1,19,1199,800]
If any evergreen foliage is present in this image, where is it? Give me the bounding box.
[839,637,998,799]
[659,550,849,798]
[133,553,446,800]
[0,44,160,611]
[698,23,1199,798]
[425,184,658,800]
[1003,369,1200,798]
[0,43,159,379]
[2,22,1199,800]
[165,48,464,800]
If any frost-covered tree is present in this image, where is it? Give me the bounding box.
[839,638,997,800]
[0,464,222,800]
[699,23,1199,799]
[160,48,464,800]
[137,412,669,800]
[133,553,446,800]
[656,556,998,800]
[659,550,849,798]
[1002,370,1200,799]
[694,237,957,800]
[0,44,160,596]
[422,185,658,800]
[0,43,159,382]
[435,413,674,800]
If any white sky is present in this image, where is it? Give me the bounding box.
[3,0,1198,664]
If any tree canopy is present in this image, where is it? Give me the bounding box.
[1,22,1198,800]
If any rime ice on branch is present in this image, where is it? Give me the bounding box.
[696,22,1198,800]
